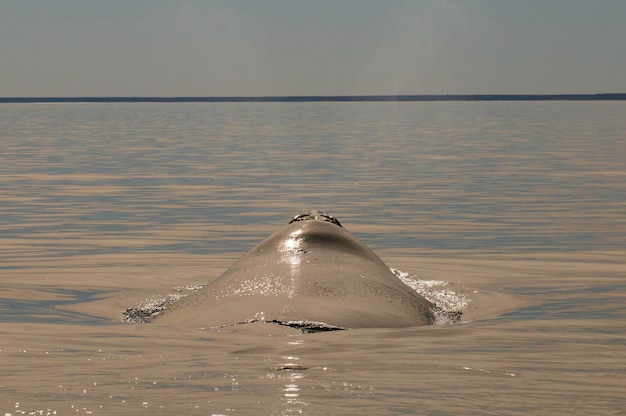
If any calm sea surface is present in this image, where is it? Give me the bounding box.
[1,102,625,415]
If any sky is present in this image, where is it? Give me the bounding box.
[2,0,626,97]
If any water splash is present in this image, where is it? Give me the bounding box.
[390,268,469,324]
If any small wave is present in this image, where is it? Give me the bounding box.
[390,268,470,325]
[121,284,205,323]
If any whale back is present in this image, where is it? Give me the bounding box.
[155,216,434,330]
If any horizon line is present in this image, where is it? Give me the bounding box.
[1,93,625,103]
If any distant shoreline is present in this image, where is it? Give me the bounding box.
[1,94,625,103]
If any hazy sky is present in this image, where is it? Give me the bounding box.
[2,0,625,96]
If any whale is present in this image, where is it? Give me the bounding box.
[153,211,434,331]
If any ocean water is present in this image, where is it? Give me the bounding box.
[1,101,625,415]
